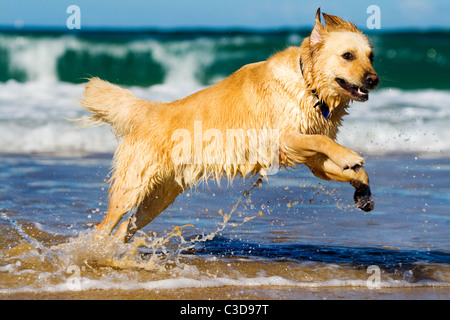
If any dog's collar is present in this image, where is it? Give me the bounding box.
[299,58,330,119]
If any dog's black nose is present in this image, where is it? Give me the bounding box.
[364,72,379,89]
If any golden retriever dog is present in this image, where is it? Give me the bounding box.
[80,9,379,243]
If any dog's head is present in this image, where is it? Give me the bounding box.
[305,9,379,103]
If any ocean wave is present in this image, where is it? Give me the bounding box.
[0,80,449,157]
[0,31,285,87]
[1,30,449,89]
[338,88,450,156]
[1,265,448,296]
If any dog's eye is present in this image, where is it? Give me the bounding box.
[342,52,354,61]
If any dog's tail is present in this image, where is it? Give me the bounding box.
[79,77,149,137]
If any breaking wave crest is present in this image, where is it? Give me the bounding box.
[0,80,449,156]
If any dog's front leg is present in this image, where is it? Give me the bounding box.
[281,132,365,170]
[280,132,373,212]
[305,154,374,212]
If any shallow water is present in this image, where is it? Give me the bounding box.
[0,154,449,299]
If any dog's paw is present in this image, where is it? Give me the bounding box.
[332,147,365,171]
[353,184,374,212]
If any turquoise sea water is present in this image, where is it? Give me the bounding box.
[0,29,449,89]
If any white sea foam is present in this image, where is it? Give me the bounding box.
[0,273,448,296]
[0,80,449,156]
[0,34,70,83]
[338,88,450,156]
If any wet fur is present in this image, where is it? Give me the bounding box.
[80,9,378,242]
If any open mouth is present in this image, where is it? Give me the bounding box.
[335,78,369,102]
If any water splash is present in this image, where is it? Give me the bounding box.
[0,212,55,262]
[1,180,261,277]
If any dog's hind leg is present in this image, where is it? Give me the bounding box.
[113,180,183,243]
[96,187,141,235]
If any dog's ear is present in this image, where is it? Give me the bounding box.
[310,8,324,46]
[322,12,346,27]
[322,11,359,32]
